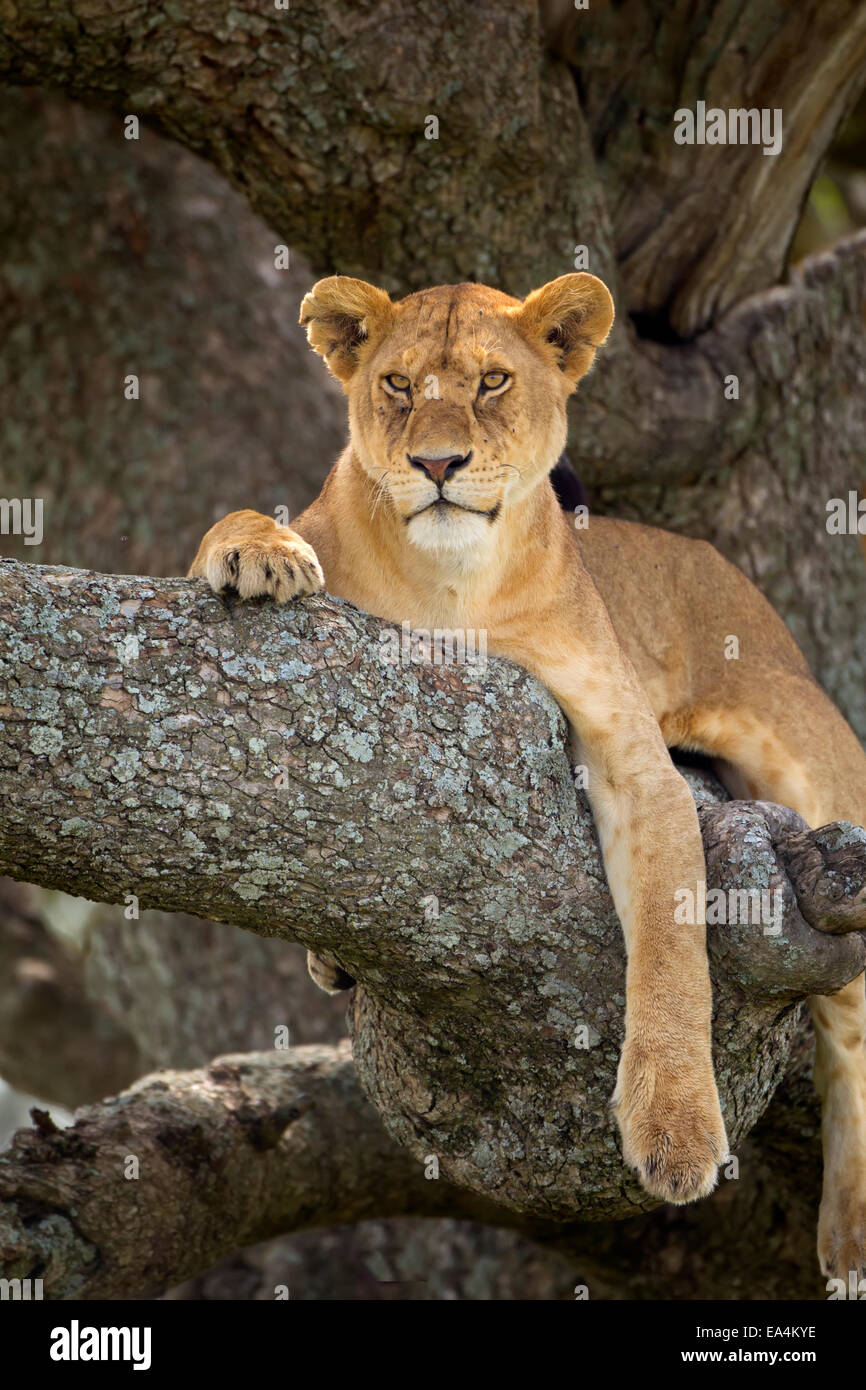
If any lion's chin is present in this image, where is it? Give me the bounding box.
[405,503,495,558]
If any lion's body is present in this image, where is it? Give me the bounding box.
[189,273,866,1280]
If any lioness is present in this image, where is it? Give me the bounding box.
[190,272,866,1279]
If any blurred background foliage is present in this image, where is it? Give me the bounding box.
[792,89,866,259]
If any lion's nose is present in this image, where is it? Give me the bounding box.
[408,451,472,485]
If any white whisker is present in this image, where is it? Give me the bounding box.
[370,468,392,519]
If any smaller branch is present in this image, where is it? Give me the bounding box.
[0,1045,512,1300]
[767,811,866,935]
[700,801,866,999]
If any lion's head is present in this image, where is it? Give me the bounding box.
[300,274,613,558]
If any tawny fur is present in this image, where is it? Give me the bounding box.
[189,272,866,1279]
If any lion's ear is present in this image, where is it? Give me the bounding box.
[514,273,614,385]
[299,276,393,384]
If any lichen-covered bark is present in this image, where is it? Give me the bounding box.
[1,558,864,1225]
[539,1033,831,1300]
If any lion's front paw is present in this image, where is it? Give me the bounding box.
[818,1187,866,1282]
[613,1046,728,1204]
[205,529,324,603]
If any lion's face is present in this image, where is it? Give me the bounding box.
[300,274,613,559]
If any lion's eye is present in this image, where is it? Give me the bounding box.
[480,370,509,391]
[384,373,411,393]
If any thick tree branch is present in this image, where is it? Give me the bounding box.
[1,558,864,1225]
[579,232,866,487]
[3,1,863,338]
[0,1,606,299]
